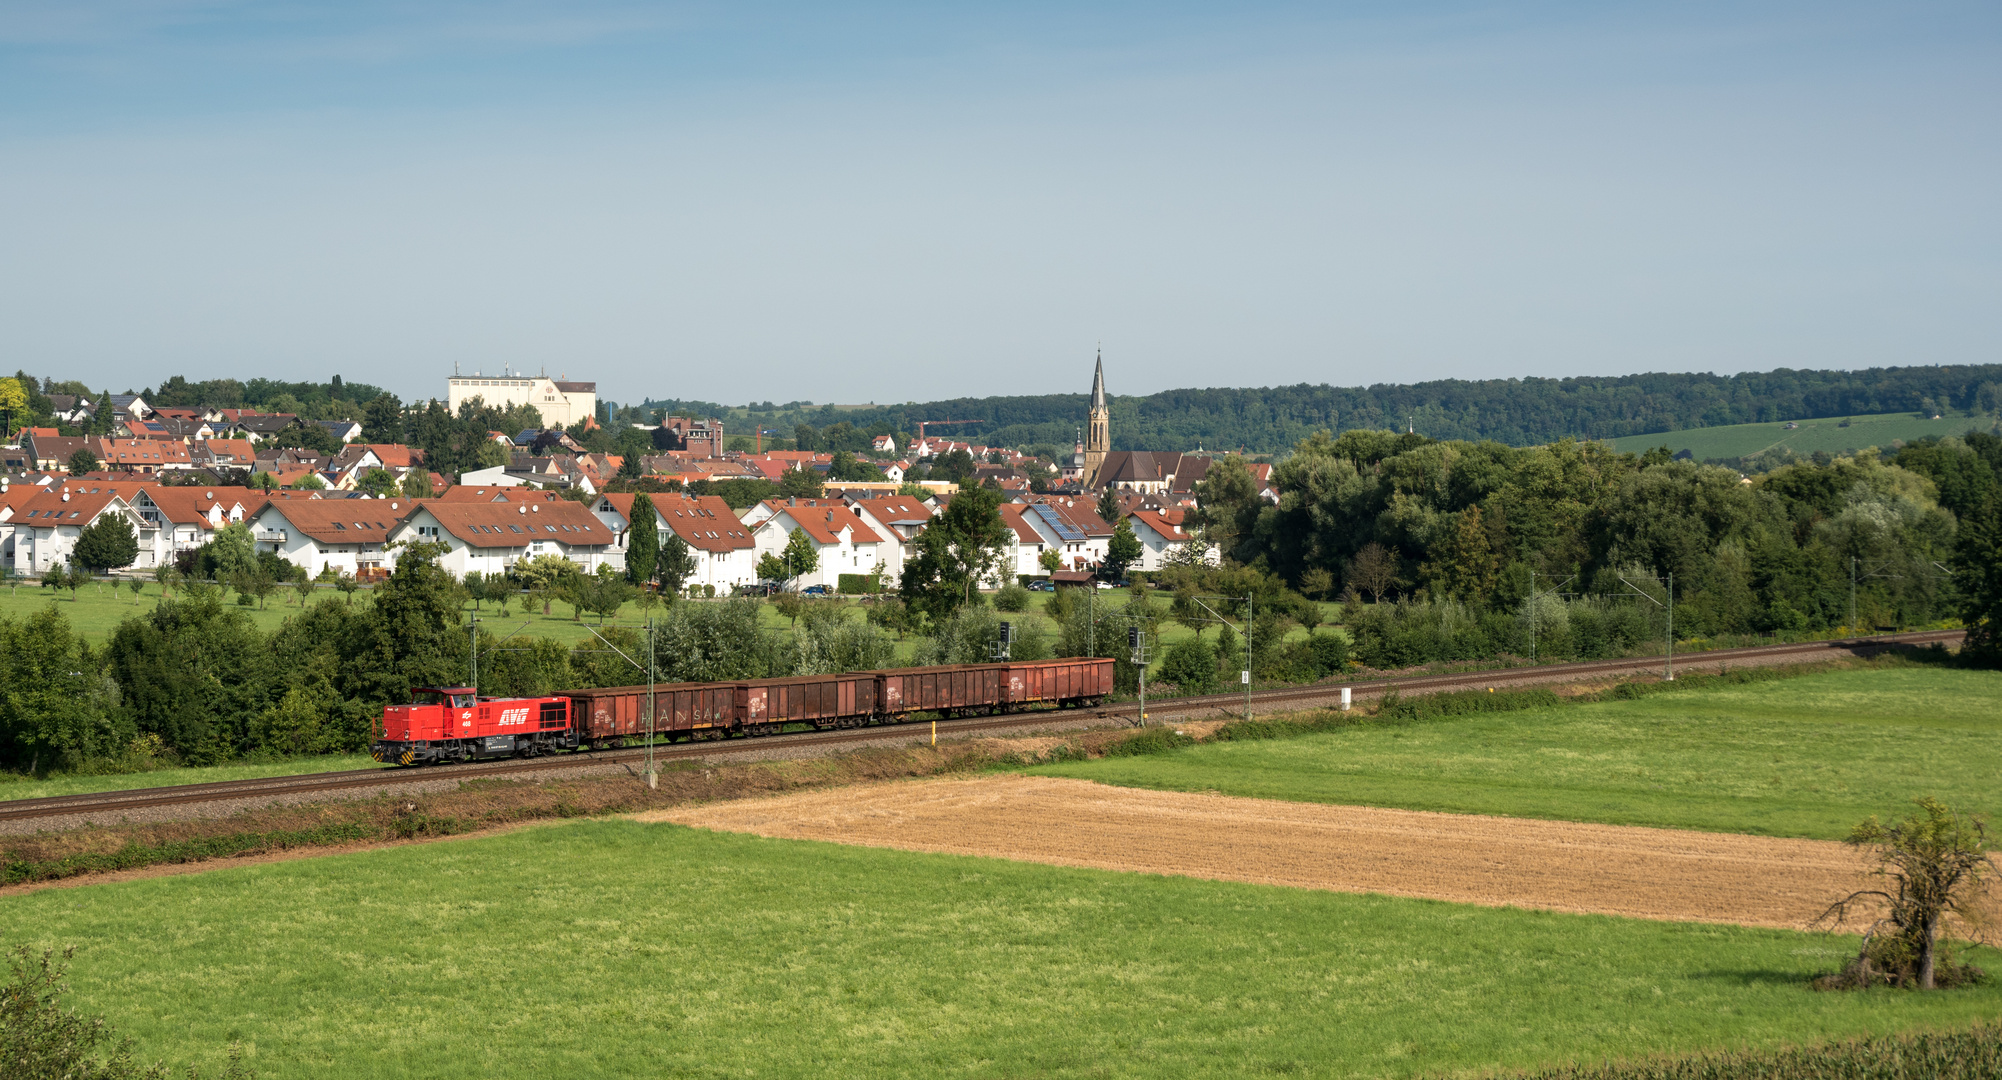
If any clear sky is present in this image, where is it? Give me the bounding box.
[2,2,1996,407]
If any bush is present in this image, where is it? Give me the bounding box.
[1158,638,1217,694]
[993,582,1031,612]
[837,573,881,595]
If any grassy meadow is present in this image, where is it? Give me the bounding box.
[1027,665,2002,841]
[10,818,1998,1079]
[1606,410,1998,461]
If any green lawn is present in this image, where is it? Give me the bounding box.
[1606,410,1997,461]
[0,752,382,802]
[11,819,1996,1079]
[1026,667,2002,841]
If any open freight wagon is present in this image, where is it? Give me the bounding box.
[560,657,1115,746]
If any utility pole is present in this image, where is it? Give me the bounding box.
[1616,571,1673,681]
[467,613,480,691]
[1191,593,1255,720]
[645,615,657,789]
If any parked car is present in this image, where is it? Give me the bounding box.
[1026,580,1055,592]
[802,584,832,596]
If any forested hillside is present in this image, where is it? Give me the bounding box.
[648,364,2002,455]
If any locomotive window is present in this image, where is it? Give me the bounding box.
[409,689,446,706]
[451,693,476,708]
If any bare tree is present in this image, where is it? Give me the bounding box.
[1348,542,1399,603]
[1817,797,1994,990]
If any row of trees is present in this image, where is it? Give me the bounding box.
[1181,428,2002,665]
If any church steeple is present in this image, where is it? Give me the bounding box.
[1085,347,1110,488]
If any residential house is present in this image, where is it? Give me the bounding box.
[23,433,89,472]
[871,434,898,454]
[844,496,933,581]
[1127,509,1216,570]
[94,437,193,475]
[592,492,758,592]
[1016,497,1113,571]
[995,503,1052,583]
[45,395,92,424]
[9,486,154,574]
[386,499,614,578]
[745,499,883,588]
[249,497,414,578]
[318,419,363,443]
[189,439,257,471]
[231,414,304,442]
[108,394,152,424]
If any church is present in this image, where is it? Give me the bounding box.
[1060,352,1215,497]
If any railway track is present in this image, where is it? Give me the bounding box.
[0,629,1959,826]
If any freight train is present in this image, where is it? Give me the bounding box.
[371,658,1116,766]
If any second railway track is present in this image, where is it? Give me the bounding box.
[0,628,1959,826]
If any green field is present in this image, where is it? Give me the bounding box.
[1027,667,2002,840]
[1605,410,1997,461]
[10,819,1996,1079]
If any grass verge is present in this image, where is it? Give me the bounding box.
[8,820,1999,1079]
[1497,1022,2002,1079]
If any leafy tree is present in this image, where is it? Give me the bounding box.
[658,531,697,596]
[251,471,277,492]
[73,515,139,573]
[1818,798,1993,990]
[756,551,790,584]
[291,472,327,491]
[361,393,404,443]
[576,567,635,624]
[88,389,114,435]
[1104,517,1143,580]
[933,448,976,485]
[626,493,660,587]
[401,469,435,498]
[777,468,823,499]
[1038,548,1063,575]
[899,484,1007,620]
[66,448,99,475]
[0,376,25,437]
[780,528,820,584]
[356,468,400,497]
[1190,455,1260,562]
[794,423,820,451]
[474,438,512,470]
[1158,637,1218,693]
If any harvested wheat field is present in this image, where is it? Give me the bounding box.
[645,775,1878,930]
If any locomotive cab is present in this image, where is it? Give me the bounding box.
[372,686,578,766]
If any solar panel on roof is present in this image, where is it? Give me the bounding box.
[1030,504,1087,543]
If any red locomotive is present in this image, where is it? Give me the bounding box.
[373,687,580,765]
[373,657,1115,765]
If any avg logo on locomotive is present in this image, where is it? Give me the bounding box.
[372,687,580,766]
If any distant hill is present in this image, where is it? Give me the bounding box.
[1608,410,2000,463]
[641,364,2002,456]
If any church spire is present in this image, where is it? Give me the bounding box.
[1090,348,1107,411]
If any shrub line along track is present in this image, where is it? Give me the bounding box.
[0,630,1960,826]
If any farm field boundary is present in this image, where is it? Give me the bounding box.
[649,774,1894,930]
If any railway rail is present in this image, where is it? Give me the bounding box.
[0,628,1959,826]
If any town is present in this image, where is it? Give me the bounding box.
[0,355,1256,593]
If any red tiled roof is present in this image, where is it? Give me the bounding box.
[251,499,414,546]
[1129,509,1190,543]
[598,492,754,553]
[413,499,610,549]
[757,500,882,546]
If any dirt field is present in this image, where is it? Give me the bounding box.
[646,775,1881,930]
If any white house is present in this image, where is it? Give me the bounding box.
[845,496,932,582]
[871,434,898,454]
[9,486,153,574]
[592,492,760,593]
[1127,510,1216,570]
[386,498,614,578]
[248,497,417,578]
[1015,498,1112,572]
[746,499,884,589]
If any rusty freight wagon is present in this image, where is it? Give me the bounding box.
[740,673,878,734]
[874,664,1008,719]
[997,657,1116,709]
[564,681,741,745]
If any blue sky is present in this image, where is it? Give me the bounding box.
[1,2,1997,407]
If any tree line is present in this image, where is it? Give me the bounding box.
[1183,427,2002,668]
